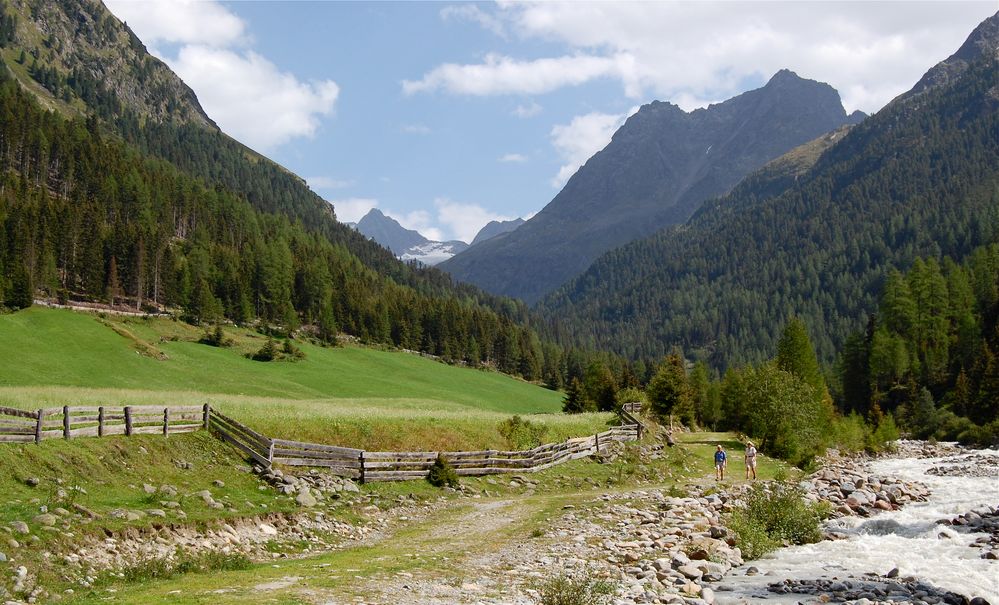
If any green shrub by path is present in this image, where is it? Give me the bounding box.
[727,476,823,560]
[426,454,459,488]
[533,571,615,605]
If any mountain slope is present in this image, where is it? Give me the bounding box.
[0,0,591,387]
[355,209,468,266]
[440,70,864,304]
[0,0,212,126]
[538,13,999,367]
[471,218,525,246]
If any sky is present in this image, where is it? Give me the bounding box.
[103,1,997,244]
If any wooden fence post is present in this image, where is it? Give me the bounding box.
[594,432,600,452]
[63,406,70,439]
[98,406,105,437]
[267,441,274,466]
[163,407,169,437]
[636,423,643,440]
[124,406,133,436]
[202,403,211,431]
[359,451,366,484]
[34,409,43,444]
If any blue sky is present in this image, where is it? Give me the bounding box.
[104,1,996,243]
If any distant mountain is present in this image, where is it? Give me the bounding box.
[538,13,999,367]
[470,218,525,247]
[440,70,866,304]
[355,209,468,265]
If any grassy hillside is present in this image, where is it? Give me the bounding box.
[0,308,608,450]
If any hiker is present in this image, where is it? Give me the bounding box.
[714,445,727,481]
[745,440,758,480]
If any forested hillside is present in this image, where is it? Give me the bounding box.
[838,244,999,440]
[0,0,634,389]
[539,17,999,368]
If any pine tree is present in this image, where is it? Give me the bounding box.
[562,377,587,414]
[776,317,827,400]
[647,353,692,425]
[6,261,33,309]
[106,255,122,307]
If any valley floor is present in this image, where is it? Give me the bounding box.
[62,433,781,605]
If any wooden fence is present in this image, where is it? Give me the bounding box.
[3,403,642,483]
[206,408,641,482]
[0,404,207,443]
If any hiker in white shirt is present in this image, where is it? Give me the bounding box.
[745,441,758,480]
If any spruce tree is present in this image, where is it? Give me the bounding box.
[776,317,827,400]
[647,353,692,425]
[562,377,586,414]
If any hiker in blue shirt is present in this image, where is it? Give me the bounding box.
[714,445,727,481]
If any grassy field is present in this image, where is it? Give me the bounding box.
[0,307,611,450]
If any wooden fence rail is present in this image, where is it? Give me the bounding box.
[4,403,642,483]
[0,404,207,444]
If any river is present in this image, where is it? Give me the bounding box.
[718,446,999,603]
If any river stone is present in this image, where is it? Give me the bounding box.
[678,564,703,579]
[10,521,28,535]
[142,483,156,494]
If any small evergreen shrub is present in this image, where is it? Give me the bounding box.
[199,324,232,347]
[533,571,615,605]
[250,337,278,361]
[426,454,459,488]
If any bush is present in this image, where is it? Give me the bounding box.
[498,415,548,450]
[867,413,900,452]
[426,454,459,488]
[250,337,278,361]
[533,571,615,605]
[727,478,822,560]
[281,339,306,361]
[199,324,232,347]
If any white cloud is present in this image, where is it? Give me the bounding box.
[402,123,432,135]
[331,198,378,224]
[441,4,507,38]
[387,209,445,242]
[434,198,515,244]
[499,153,527,163]
[103,0,247,47]
[169,46,339,150]
[307,176,354,190]
[103,0,340,152]
[549,108,638,187]
[402,53,629,96]
[513,101,542,118]
[414,2,995,114]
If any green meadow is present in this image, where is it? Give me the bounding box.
[0,307,610,450]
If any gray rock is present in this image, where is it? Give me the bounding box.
[10,522,29,534]
[142,484,156,495]
[296,489,318,508]
[25,477,39,487]
[32,514,57,527]
[678,564,703,580]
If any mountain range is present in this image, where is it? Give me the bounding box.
[537,12,999,367]
[349,209,525,266]
[440,70,866,304]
